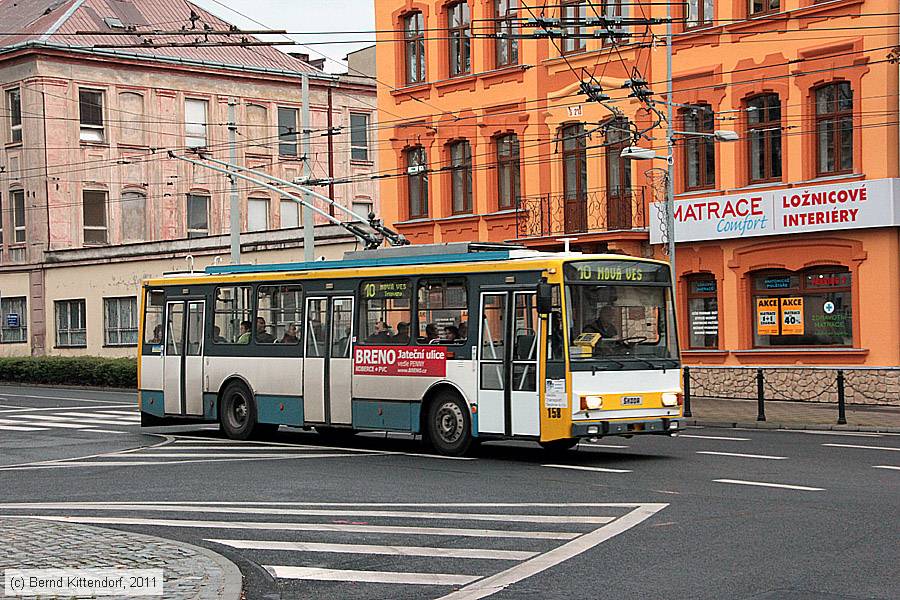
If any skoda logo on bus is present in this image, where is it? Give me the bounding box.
[621,396,642,406]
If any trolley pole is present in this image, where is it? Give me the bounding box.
[228,99,241,265]
[301,73,315,262]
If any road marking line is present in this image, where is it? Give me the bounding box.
[209,539,538,560]
[1,503,613,524]
[81,429,130,434]
[0,424,48,431]
[398,452,476,461]
[696,451,787,460]
[872,465,900,471]
[93,453,341,458]
[0,501,658,508]
[542,464,631,473]
[0,455,369,469]
[1,515,580,540]
[796,431,882,438]
[165,434,392,454]
[435,503,668,600]
[95,410,140,416]
[713,479,824,491]
[0,419,91,429]
[39,414,138,426]
[56,412,138,420]
[143,446,338,452]
[578,443,629,449]
[678,434,750,441]
[822,443,900,452]
[265,566,480,586]
[0,404,131,414]
[0,393,134,404]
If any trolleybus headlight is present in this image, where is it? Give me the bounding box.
[661,392,679,407]
[580,395,603,410]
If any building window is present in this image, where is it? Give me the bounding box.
[118,92,144,146]
[495,0,519,67]
[449,140,473,214]
[361,279,412,344]
[187,194,209,238]
[278,107,298,156]
[746,93,782,183]
[448,2,471,77]
[350,113,370,161]
[281,198,300,228]
[417,279,468,344]
[256,285,303,345]
[82,190,108,245]
[752,268,852,347]
[185,99,208,148]
[248,197,269,232]
[12,189,25,243]
[404,12,426,84]
[686,0,713,28]
[0,194,3,244]
[561,123,587,233]
[6,88,22,143]
[104,297,138,346]
[749,0,779,15]
[406,146,428,219]
[682,105,715,190]
[352,199,373,221]
[496,134,520,209]
[816,82,853,176]
[79,89,104,142]
[605,117,632,199]
[214,286,252,344]
[561,0,586,54]
[1,296,27,343]
[120,191,146,243]
[602,0,628,45]
[56,299,86,348]
[686,277,718,349]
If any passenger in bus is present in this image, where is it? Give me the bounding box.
[237,320,252,344]
[423,323,438,343]
[334,327,352,357]
[442,325,460,343]
[256,317,276,343]
[394,322,410,344]
[458,321,468,340]
[149,324,163,344]
[367,320,391,343]
[279,324,299,344]
[212,326,226,344]
[585,305,619,338]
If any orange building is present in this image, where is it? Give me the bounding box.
[374,0,900,370]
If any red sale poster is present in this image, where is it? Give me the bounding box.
[353,346,447,377]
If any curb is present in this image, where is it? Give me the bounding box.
[686,418,900,434]
[0,382,135,394]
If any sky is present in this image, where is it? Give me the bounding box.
[191,0,377,73]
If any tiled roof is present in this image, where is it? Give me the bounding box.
[0,0,321,75]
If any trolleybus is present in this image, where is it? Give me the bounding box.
[138,243,683,455]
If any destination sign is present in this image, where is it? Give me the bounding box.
[363,280,410,300]
[564,261,670,284]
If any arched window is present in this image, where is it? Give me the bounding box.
[746,93,782,183]
[561,1,586,54]
[494,0,519,67]
[449,140,473,214]
[403,12,426,84]
[496,134,520,210]
[406,146,428,218]
[682,105,715,191]
[560,123,586,233]
[447,2,471,76]
[605,117,632,229]
[120,190,146,243]
[815,82,853,176]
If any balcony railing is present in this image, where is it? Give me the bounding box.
[514,187,648,239]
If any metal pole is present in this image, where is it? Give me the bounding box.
[301,73,315,262]
[836,369,847,425]
[756,368,766,422]
[683,366,692,417]
[665,0,676,298]
[227,99,241,265]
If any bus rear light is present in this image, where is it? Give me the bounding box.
[661,393,679,407]
[677,393,684,406]
[580,395,603,410]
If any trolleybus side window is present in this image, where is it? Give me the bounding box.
[417,278,467,345]
[256,284,302,344]
[143,290,165,346]
[213,286,252,344]
[361,279,411,344]
[305,299,327,357]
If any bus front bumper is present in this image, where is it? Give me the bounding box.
[571,418,680,437]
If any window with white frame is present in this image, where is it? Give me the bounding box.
[248,197,269,232]
[6,88,22,143]
[104,297,138,346]
[185,99,208,148]
[187,194,209,238]
[278,107,299,156]
[56,299,86,347]
[352,199,373,221]
[12,189,25,243]
[79,89,104,142]
[350,113,370,161]
[686,0,714,28]
[280,198,300,229]
[83,190,108,245]
[0,296,27,343]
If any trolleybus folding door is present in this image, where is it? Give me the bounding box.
[303,295,354,425]
[162,298,205,416]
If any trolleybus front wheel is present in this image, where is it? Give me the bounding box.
[427,392,472,456]
[221,381,258,440]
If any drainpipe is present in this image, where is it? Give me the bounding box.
[327,85,336,216]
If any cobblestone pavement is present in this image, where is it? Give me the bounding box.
[686,396,900,431]
[0,518,242,599]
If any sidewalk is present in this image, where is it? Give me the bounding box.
[686,396,900,432]
[0,517,242,599]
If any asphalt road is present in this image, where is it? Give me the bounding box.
[0,384,898,600]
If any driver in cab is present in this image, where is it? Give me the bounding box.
[584,305,619,339]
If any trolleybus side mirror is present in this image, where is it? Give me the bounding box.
[537,281,553,315]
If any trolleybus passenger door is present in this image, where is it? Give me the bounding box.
[328,296,354,425]
[162,299,206,416]
[477,293,507,434]
[303,297,328,423]
[182,300,205,416]
[162,301,184,414]
[510,292,540,436]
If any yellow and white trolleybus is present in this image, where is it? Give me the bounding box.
[138,243,683,455]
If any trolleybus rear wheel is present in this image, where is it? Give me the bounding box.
[221,381,257,440]
[427,392,472,456]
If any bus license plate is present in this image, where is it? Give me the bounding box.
[621,396,642,406]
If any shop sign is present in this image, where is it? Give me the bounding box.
[353,345,447,377]
[690,310,718,336]
[650,178,900,243]
[780,297,804,335]
[5,313,18,328]
[756,298,779,335]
